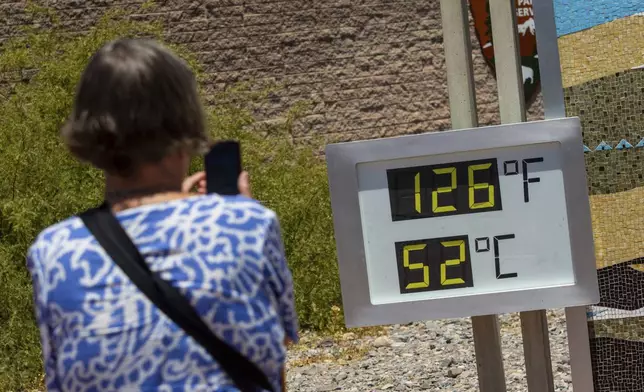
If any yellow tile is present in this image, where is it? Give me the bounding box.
[558,15,644,87]
[590,186,644,269]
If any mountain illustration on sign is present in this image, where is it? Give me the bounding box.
[469,0,540,107]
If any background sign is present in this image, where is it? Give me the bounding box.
[469,0,541,107]
[327,118,598,327]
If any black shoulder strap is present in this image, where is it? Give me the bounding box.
[80,203,274,392]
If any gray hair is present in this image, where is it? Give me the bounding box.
[61,38,209,176]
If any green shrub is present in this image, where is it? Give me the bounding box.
[0,6,340,390]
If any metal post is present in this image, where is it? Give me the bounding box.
[520,310,555,392]
[439,0,478,129]
[532,0,566,120]
[489,0,554,391]
[533,1,595,390]
[565,307,595,392]
[439,1,507,390]
[489,0,526,123]
[472,315,507,391]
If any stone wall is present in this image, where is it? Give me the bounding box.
[0,0,543,142]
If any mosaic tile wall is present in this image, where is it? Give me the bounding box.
[564,69,644,195]
[555,4,644,391]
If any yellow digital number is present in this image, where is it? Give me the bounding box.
[432,167,457,213]
[414,172,421,213]
[403,244,429,289]
[468,163,495,209]
[440,240,466,286]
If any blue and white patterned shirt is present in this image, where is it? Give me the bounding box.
[27,194,299,391]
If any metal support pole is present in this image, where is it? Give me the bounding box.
[532,0,566,120]
[472,315,507,391]
[439,0,478,130]
[565,307,595,392]
[489,0,526,123]
[533,1,595,390]
[439,1,507,390]
[521,310,555,392]
[489,0,554,391]
[532,0,595,392]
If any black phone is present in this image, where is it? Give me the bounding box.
[204,140,242,195]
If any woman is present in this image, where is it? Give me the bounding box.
[27,39,298,391]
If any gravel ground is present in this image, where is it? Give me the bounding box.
[286,310,572,391]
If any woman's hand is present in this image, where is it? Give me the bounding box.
[182,171,252,198]
[237,171,251,198]
[182,172,207,194]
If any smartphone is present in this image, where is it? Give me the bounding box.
[204,140,242,195]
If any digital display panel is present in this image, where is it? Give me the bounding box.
[395,235,473,294]
[356,142,579,305]
[387,158,502,221]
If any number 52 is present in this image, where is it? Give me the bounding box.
[402,239,468,290]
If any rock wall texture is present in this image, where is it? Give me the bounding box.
[1,0,543,141]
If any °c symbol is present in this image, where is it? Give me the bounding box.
[475,237,490,253]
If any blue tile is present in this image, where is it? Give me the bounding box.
[554,1,644,37]
[636,138,644,148]
[595,141,613,151]
[583,145,592,153]
[615,139,634,150]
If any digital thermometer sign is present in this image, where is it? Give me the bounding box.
[326,118,598,327]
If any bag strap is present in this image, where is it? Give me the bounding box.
[80,203,275,392]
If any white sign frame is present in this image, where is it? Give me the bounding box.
[326,117,598,328]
